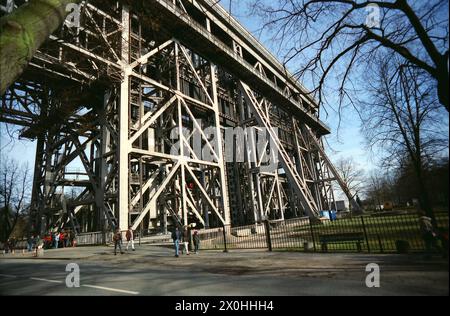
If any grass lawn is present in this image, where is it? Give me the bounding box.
[199,212,449,253]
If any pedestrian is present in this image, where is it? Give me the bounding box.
[182,226,190,255]
[64,230,70,247]
[68,230,74,247]
[34,235,42,256]
[53,231,60,249]
[59,231,65,248]
[125,226,135,251]
[437,228,449,259]
[44,233,51,249]
[419,212,440,258]
[171,226,182,258]
[9,237,16,254]
[4,239,9,254]
[27,235,33,252]
[32,235,37,251]
[193,230,200,254]
[113,228,124,255]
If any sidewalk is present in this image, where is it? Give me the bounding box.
[1,244,448,275]
[0,246,105,260]
[1,244,447,296]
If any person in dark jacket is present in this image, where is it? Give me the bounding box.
[193,230,200,254]
[113,229,124,255]
[27,235,33,252]
[437,228,448,259]
[419,213,440,258]
[125,226,135,251]
[181,226,190,255]
[171,226,182,258]
[9,237,16,254]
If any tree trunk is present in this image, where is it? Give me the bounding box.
[414,163,434,221]
[0,0,81,95]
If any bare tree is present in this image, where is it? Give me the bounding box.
[249,0,449,112]
[365,169,398,210]
[360,53,448,220]
[366,170,385,210]
[0,157,31,242]
[334,157,365,210]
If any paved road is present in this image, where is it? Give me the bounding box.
[0,245,448,296]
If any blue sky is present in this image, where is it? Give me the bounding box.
[0,0,374,188]
[220,0,374,169]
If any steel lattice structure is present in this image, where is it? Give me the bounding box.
[0,0,360,235]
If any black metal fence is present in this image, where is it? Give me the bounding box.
[197,212,449,253]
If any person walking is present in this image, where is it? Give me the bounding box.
[182,226,190,255]
[64,230,70,247]
[27,235,33,252]
[59,231,65,248]
[9,237,16,254]
[44,233,52,249]
[68,230,75,247]
[31,235,37,251]
[113,228,124,255]
[171,226,182,258]
[53,231,60,249]
[419,212,440,258]
[437,227,449,259]
[193,229,200,254]
[125,226,135,251]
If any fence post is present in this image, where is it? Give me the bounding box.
[377,234,384,253]
[222,224,228,253]
[361,216,371,253]
[139,222,142,246]
[264,220,273,252]
[309,218,316,252]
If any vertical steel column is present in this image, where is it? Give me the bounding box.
[30,134,46,234]
[210,64,230,225]
[96,93,110,232]
[275,173,285,220]
[118,5,131,231]
[175,43,188,227]
[238,93,259,224]
[201,170,210,228]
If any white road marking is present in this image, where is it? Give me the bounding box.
[0,274,17,278]
[30,277,63,284]
[82,284,139,295]
[23,275,138,295]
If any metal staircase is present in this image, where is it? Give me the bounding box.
[59,195,81,235]
[166,202,184,228]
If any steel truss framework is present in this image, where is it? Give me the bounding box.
[0,0,360,235]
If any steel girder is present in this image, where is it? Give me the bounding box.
[0,0,356,235]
